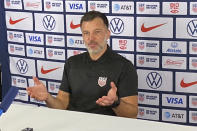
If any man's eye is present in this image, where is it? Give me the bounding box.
[95,31,101,34]
[83,32,89,35]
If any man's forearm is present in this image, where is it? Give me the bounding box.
[45,92,69,110]
[112,99,138,118]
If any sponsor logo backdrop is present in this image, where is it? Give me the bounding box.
[1,0,197,126]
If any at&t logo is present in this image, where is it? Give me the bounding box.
[69,38,74,45]
[165,112,171,119]
[16,59,28,74]
[146,72,162,89]
[43,15,56,31]
[114,4,120,11]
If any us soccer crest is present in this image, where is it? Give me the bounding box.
[98,77,107,87]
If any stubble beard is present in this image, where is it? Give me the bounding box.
[86,37,107,55]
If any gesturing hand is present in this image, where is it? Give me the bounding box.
[26,76,49,101]
[96,82,118,106]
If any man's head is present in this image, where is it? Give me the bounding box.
[80,11,110,59]
[80,11,109,28]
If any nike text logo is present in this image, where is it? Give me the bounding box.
[141,23,166,32]
[180,79,197,88]
[9,17,27,25]
[70,21,80,29]
[41,66,60,74]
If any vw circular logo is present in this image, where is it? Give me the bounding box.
[16,59,28,74]
[146,72,162,89]
[187,19,197,37]
[43,15,56,31]
[110,18,124,34]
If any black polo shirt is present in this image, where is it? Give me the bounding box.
[59,47,138,116]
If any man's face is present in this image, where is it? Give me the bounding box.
[81,17,110,55]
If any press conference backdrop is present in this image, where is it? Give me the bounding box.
[1,0,197,126]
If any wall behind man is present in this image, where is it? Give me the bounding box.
[1,0,197,126]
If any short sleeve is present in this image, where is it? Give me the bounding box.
[59,60,71,93]
[117,61,138,98]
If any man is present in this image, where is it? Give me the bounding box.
[27,11,138,118]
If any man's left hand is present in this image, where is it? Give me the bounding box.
[96,82,118,106]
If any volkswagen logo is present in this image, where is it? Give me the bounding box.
[110,18,124,34]
[43,15,56,31]
[187,19,197,37]
[16,59,28,74]
[146,72,162,89]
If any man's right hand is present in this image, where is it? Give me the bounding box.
[26,76,49,101]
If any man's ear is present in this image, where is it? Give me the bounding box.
[107,29,111,39]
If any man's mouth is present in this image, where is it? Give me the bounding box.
[88,42,98,48]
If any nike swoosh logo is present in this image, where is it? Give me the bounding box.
[70,21,80,29]
[180,79,197,88]
[41,66,60,74]
[141,23,166,32]
[9,17,27,25]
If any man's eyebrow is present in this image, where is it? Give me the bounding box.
[82,29,103,32]
[95,29,103,31]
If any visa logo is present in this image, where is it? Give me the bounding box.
[29,36,41,42]
[166,97,183,104]
[69,3,83,9]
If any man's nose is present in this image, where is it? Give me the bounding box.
[89,32,95,40]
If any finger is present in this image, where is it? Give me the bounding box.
[102,96,113,102]
[100,102,108,106]
[26,87,33,92]
[96,100,108,106]
[26,87,34,96]
[26,86,37,96]
[101,97,114,105]
[101,100,113,106]
[110,82,117,92]
[27,90,31,96]
[30,93,35,98]
[33,76,40,85]
[97,97,113,106]
[96,98,106,105]
[96,98,102,103]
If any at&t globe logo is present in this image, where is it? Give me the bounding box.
[165,112,171,119]
[114,4,120,11]
[28,48,34,55]
[69,38,75,46]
